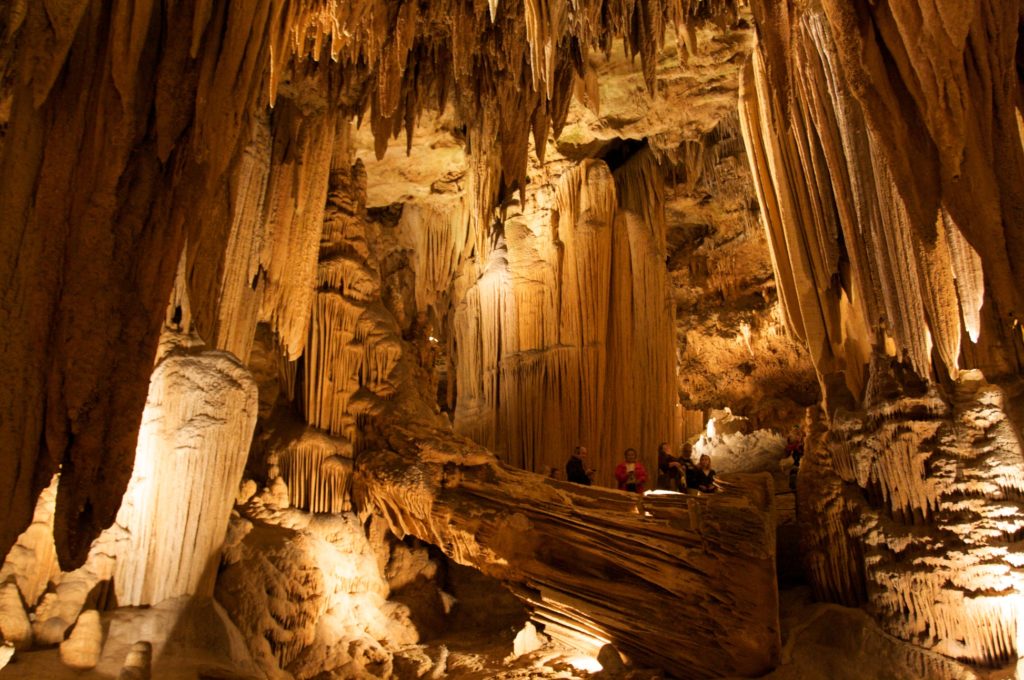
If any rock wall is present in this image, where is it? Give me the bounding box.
[741,0,1024,666]
[449,151,676,483]
[228,148,781,676]
[0,0,744,571]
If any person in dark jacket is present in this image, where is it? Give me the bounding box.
[566,446,595,485]
[657,441,685,491]
[690,454,717,493]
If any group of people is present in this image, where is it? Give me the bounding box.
[564,443,718,494]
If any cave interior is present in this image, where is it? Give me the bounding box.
[2,0,1024,678]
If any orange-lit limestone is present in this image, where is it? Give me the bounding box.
[451,153,675,484]
[300,159,404,444]
[112,347,258,607]
[740,3,1022,397]
[742,0,1024,667]
[356,426,781,677]
[216,508,416,678]
[0,0,742,568]
[277,429,355,514]
[800,363,1024,666]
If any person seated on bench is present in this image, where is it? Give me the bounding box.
[689,454,717,493]
[657,441,686,491]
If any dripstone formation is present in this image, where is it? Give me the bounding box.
[1,0,1023,678]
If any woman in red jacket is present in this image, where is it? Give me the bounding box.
[614,448,648,493]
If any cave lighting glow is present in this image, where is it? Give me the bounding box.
[566,655,603,672]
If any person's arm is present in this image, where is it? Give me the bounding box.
[614,462,627,484]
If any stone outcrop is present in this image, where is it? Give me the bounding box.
[741,0,1024,667]
[357,425,781,677]
[214,146,783,677]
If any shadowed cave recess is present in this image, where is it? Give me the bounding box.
[2,0,1024,678]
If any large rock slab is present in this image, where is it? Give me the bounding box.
[357,425,781,678]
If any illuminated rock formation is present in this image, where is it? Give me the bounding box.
[741,0,1024,666]
[0,0,744,572]
[357,423,781,677]
[0,335,257,657]
[448,152,677,483]
[213,146,782,677]
[112,342,259,606]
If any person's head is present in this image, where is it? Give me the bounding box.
[681,442,692,455]
[574,445,587,459]
[699,454,711,470]
[658,442,670,455]
[624,448,638,463]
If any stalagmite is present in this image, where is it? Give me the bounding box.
[59,609,103,671]
[113,343,259,606]
[118,641,153,680]
[0,477,60,609]
[0,583,31,651]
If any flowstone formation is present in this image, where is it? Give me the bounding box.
[221,147,782,677]
[741,0,1024,667]
[0,0,747,570]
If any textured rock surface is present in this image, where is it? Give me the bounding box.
[358,429,781,677]
[0,0,745,575]
[741,0,1024,667]
[0,334,258,661]
[113,343,258,606]
[0,584,31,651]
[0,597,262,680]
[212,149,783,677]
[58,610,102,671]
[752,588,998,680]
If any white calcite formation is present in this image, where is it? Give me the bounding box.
[800,363,1024,666]
[113,345,259,606]
[0,335,258,657]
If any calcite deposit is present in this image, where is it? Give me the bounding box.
[2,0,1023,678]
[740,0,1024,668]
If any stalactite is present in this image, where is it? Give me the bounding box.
[745,0,1024,666]
[447,151,676,483]
[1,0,740,566]
[277,431,354,514]
[259,94,340,360]
[398,199,472,313]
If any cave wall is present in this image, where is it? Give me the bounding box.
[448,151,676,484]
[741,0,1024,665]
[0,0,747,574]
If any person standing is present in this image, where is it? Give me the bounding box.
[614,448,648,493]
[566,446,596,485]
